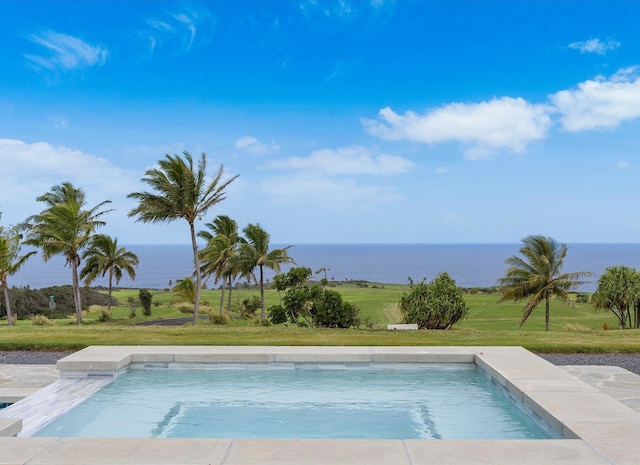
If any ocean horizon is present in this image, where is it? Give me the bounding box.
[10,243,640,293]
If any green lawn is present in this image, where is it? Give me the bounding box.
[0,283,635,353]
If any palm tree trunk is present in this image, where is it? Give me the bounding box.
[71,258,83,326]
[190,222,201,325]
[3,281,13,326]
[219,279,225,316]
[259,264,265,322]
[227,276,233,311]
[545,291,550,332]
[107,269,113,315]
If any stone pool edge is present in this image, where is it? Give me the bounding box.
[1,345,639,465]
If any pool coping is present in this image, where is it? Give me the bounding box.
[1,345,639,465]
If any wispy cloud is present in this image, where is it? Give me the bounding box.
[569,38,620,55]
[25,30,107,72]
[143,7,215,57]
[616,160,630,169]
[363,98,551,160]
[235,136,279,156]
[265,145,413,175]
[297,0,393,21]
[434,167,448,174]
[550,67,640,132]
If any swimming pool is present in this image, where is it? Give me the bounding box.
[33,363,554,439]
[2,346,639,465]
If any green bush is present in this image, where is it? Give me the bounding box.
[399,272,469,330]
[176,303,194,314]
[268,305,288,325]
[241,296,261,316]
[139,289,152,316]
[210,312,230,325]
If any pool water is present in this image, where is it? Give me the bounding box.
[34,364,555,439]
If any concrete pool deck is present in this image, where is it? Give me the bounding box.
[0,345,639,465]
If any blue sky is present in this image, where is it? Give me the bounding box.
[1,0,640,245]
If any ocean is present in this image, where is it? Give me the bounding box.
[10,243,640,292]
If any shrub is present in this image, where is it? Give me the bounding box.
[176,303,194,314]
[139,289,153,316]
[268,305,288,325]
[241,296,261,316]
[313,289,360,328]
[399,272,469,330]
[31,314,54,326]
[97,309,112,322]
[210,312,230,325]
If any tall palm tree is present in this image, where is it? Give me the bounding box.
[0,220,36,326]
[237,223,295,322]
[80,234,139,315]
[26,182,112,325]
[128,152,238,325]
[198,215,242,315]
[497,235,591,331]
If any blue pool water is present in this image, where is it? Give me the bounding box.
[34,364,555,439]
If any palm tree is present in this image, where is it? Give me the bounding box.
[80,234,139,315]
[237,223,295,322]
[128,152,238,325]
[26,182,112,325]
[0,219,36,326]
[497,235,591,331]
[198,215,245,315]
[171,276,198,305]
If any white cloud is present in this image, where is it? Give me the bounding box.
[260,145,409,212]
[266,145,413,175]
[616,160,630,169]
[0,139,138,228]
[234,136,279,155]
[262,173,401,213]
[434,167,448,174]
[550,68,640,132]
[363,97,551,159]
[569,38,620,55]
[25,30,107,71]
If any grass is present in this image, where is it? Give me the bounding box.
[0,283,636,353]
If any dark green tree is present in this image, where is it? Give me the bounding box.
[272,268,359,328]
[26,182,112,325]
[128,152,238,325]
[399,272,469,329]
[591,266,640,329]
[139,288,153,316]
[497,235,591,331]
